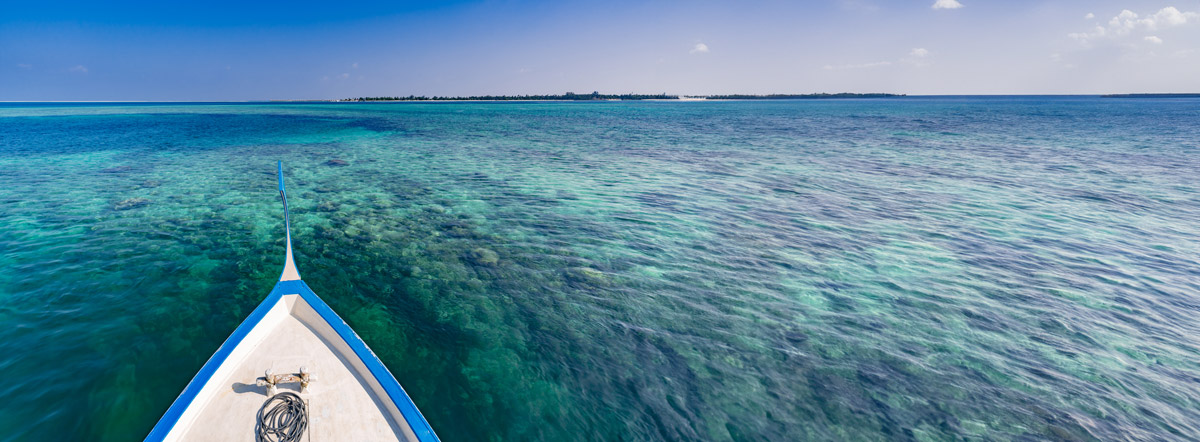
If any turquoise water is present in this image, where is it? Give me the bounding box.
[1,98,1199,441]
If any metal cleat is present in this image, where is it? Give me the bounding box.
[255,367,316,395]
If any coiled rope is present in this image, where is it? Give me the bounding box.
[256,392,308,442]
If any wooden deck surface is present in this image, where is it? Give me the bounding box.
[168,295,416,441]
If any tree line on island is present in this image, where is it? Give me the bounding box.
[342,92,904,101]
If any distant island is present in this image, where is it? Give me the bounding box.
[341,92,904,102]
[1101,93,1200,98]
[704,93,902,100]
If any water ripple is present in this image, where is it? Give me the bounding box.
[1,99,1200,440]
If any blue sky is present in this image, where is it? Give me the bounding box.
[2,0,1198,100]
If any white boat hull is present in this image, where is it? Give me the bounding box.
[147,281,438,441]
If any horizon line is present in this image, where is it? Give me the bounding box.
[6,94,1200,103]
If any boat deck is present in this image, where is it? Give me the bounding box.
[167,294,416,441]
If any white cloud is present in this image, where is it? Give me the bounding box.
[823,61,892,70]
[932,0,963,10]
[1070,6,1199,44]
[1107,7,1197,34]
[352,62,359,69]
[827,47,933,71]
[902,49,932,67]
[69,65,88,74]
[1109,9,1137,34]
[1145,35,1164,44]
[690,43,709,54]
[17,63,32,69]
[1151,6,1195,27]
[339,73,350,79]
[1085,13,1095,19]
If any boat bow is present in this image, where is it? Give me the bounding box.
[146,163,438,442]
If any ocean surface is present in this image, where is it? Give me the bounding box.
[1,97,1199,441]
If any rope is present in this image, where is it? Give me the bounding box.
[256,392,308,442]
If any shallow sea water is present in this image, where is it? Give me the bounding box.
[1,98,1199,441]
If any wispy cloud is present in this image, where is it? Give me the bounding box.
[825,46,936,71]
[1049,52,1075,69]
[339,73,350,79]
[823,61,892,70]
[352,62,359,69]
[690,43,709,54]
[826,47,935,71]
[17,63,32,69]
[1069,6,1199,45]
[932,0,963,10]
[902,48,934,67]
[1145,35,1164,44]
[69,65,88,74]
